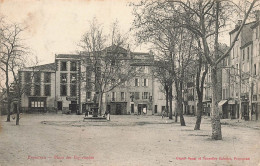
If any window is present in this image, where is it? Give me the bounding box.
[87,92,91,100]
[24,84,31,96]
[121,92,125,101]
[130,92,134,101]
[111,92,116,101]
[34,72,41,83]
[44,73,51,83]
[30,101,44,108]
[60,74,67,83]
[44,85,51,96]
[60,84,67,96]
[70,84,77,96]
[34,84,41,96]
[135,78,139,86]
[143,78,149,86]
[142,92,149,99]
[134,92,140,100]
[254,64,257,75]
[70,61,77,71]
[154,105,157,113]
[61,61,67,71]
[25,72,31,83]
[70,74,77,83]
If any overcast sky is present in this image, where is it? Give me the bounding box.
[0,0,238,66]
[0,0,139,65]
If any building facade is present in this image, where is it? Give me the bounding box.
[19,47,173,115]
[20,63,56,113]
[226,14,260,120]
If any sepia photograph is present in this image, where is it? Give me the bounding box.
[0,0,260,165]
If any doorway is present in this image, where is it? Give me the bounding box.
[116,104,122,115]
[131,104,134,114]
[57,101,62,111]
[70,101,77,113]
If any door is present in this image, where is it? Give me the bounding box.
[154,105,157,114]
[57,101,62,110]
[138,104,142,115]
[70,101,77,113]
[116,104,121,115]
[131,104,134,114]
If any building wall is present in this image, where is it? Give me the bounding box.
[20,70,56,112]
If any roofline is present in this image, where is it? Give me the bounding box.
[229,21,256,35]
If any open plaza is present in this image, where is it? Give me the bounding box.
[0,114,259,166]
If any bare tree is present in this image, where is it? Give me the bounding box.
[166,0,257,139]
[132,1,196,125]
[81,18,136,115]
[0,17,28,122]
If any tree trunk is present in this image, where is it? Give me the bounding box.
[99,92,103,116]
[165,86,169,117]
[16,91,21,125]
[169,86,173,119]
[179,99,185,126]
[16,107,20,125]
[175,107,178,122]
[5,66,11,122]
[211,67,222,140]
[194,100,203,130]
[7,99,11,122]
[176,82,185,126]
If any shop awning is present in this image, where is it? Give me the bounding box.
[218,100,228,107]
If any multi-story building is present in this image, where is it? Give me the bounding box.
[250,15,260,120]
[19,63,56,113]
[19,46,172,115]
[227,14,260,120]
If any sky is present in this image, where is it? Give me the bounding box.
[0,0,244,66]
[0,0,138,65]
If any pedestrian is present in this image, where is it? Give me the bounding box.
[162,111,164,119]
[107,110,110,121]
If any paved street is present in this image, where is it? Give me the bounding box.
[0,114,259,166]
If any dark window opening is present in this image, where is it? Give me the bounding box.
[34,72,41,83]
[60,73,67,83]
[44,85,51,96]
[61,61,67,71]
[154,105,158,113]
[44,72,51,83]
[34,84,41,96]
[70,61,77,71]
[70,73,77,83]
[60,84,67,96]
[70,84,77,96]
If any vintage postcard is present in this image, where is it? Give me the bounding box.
[0,0,259,165]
